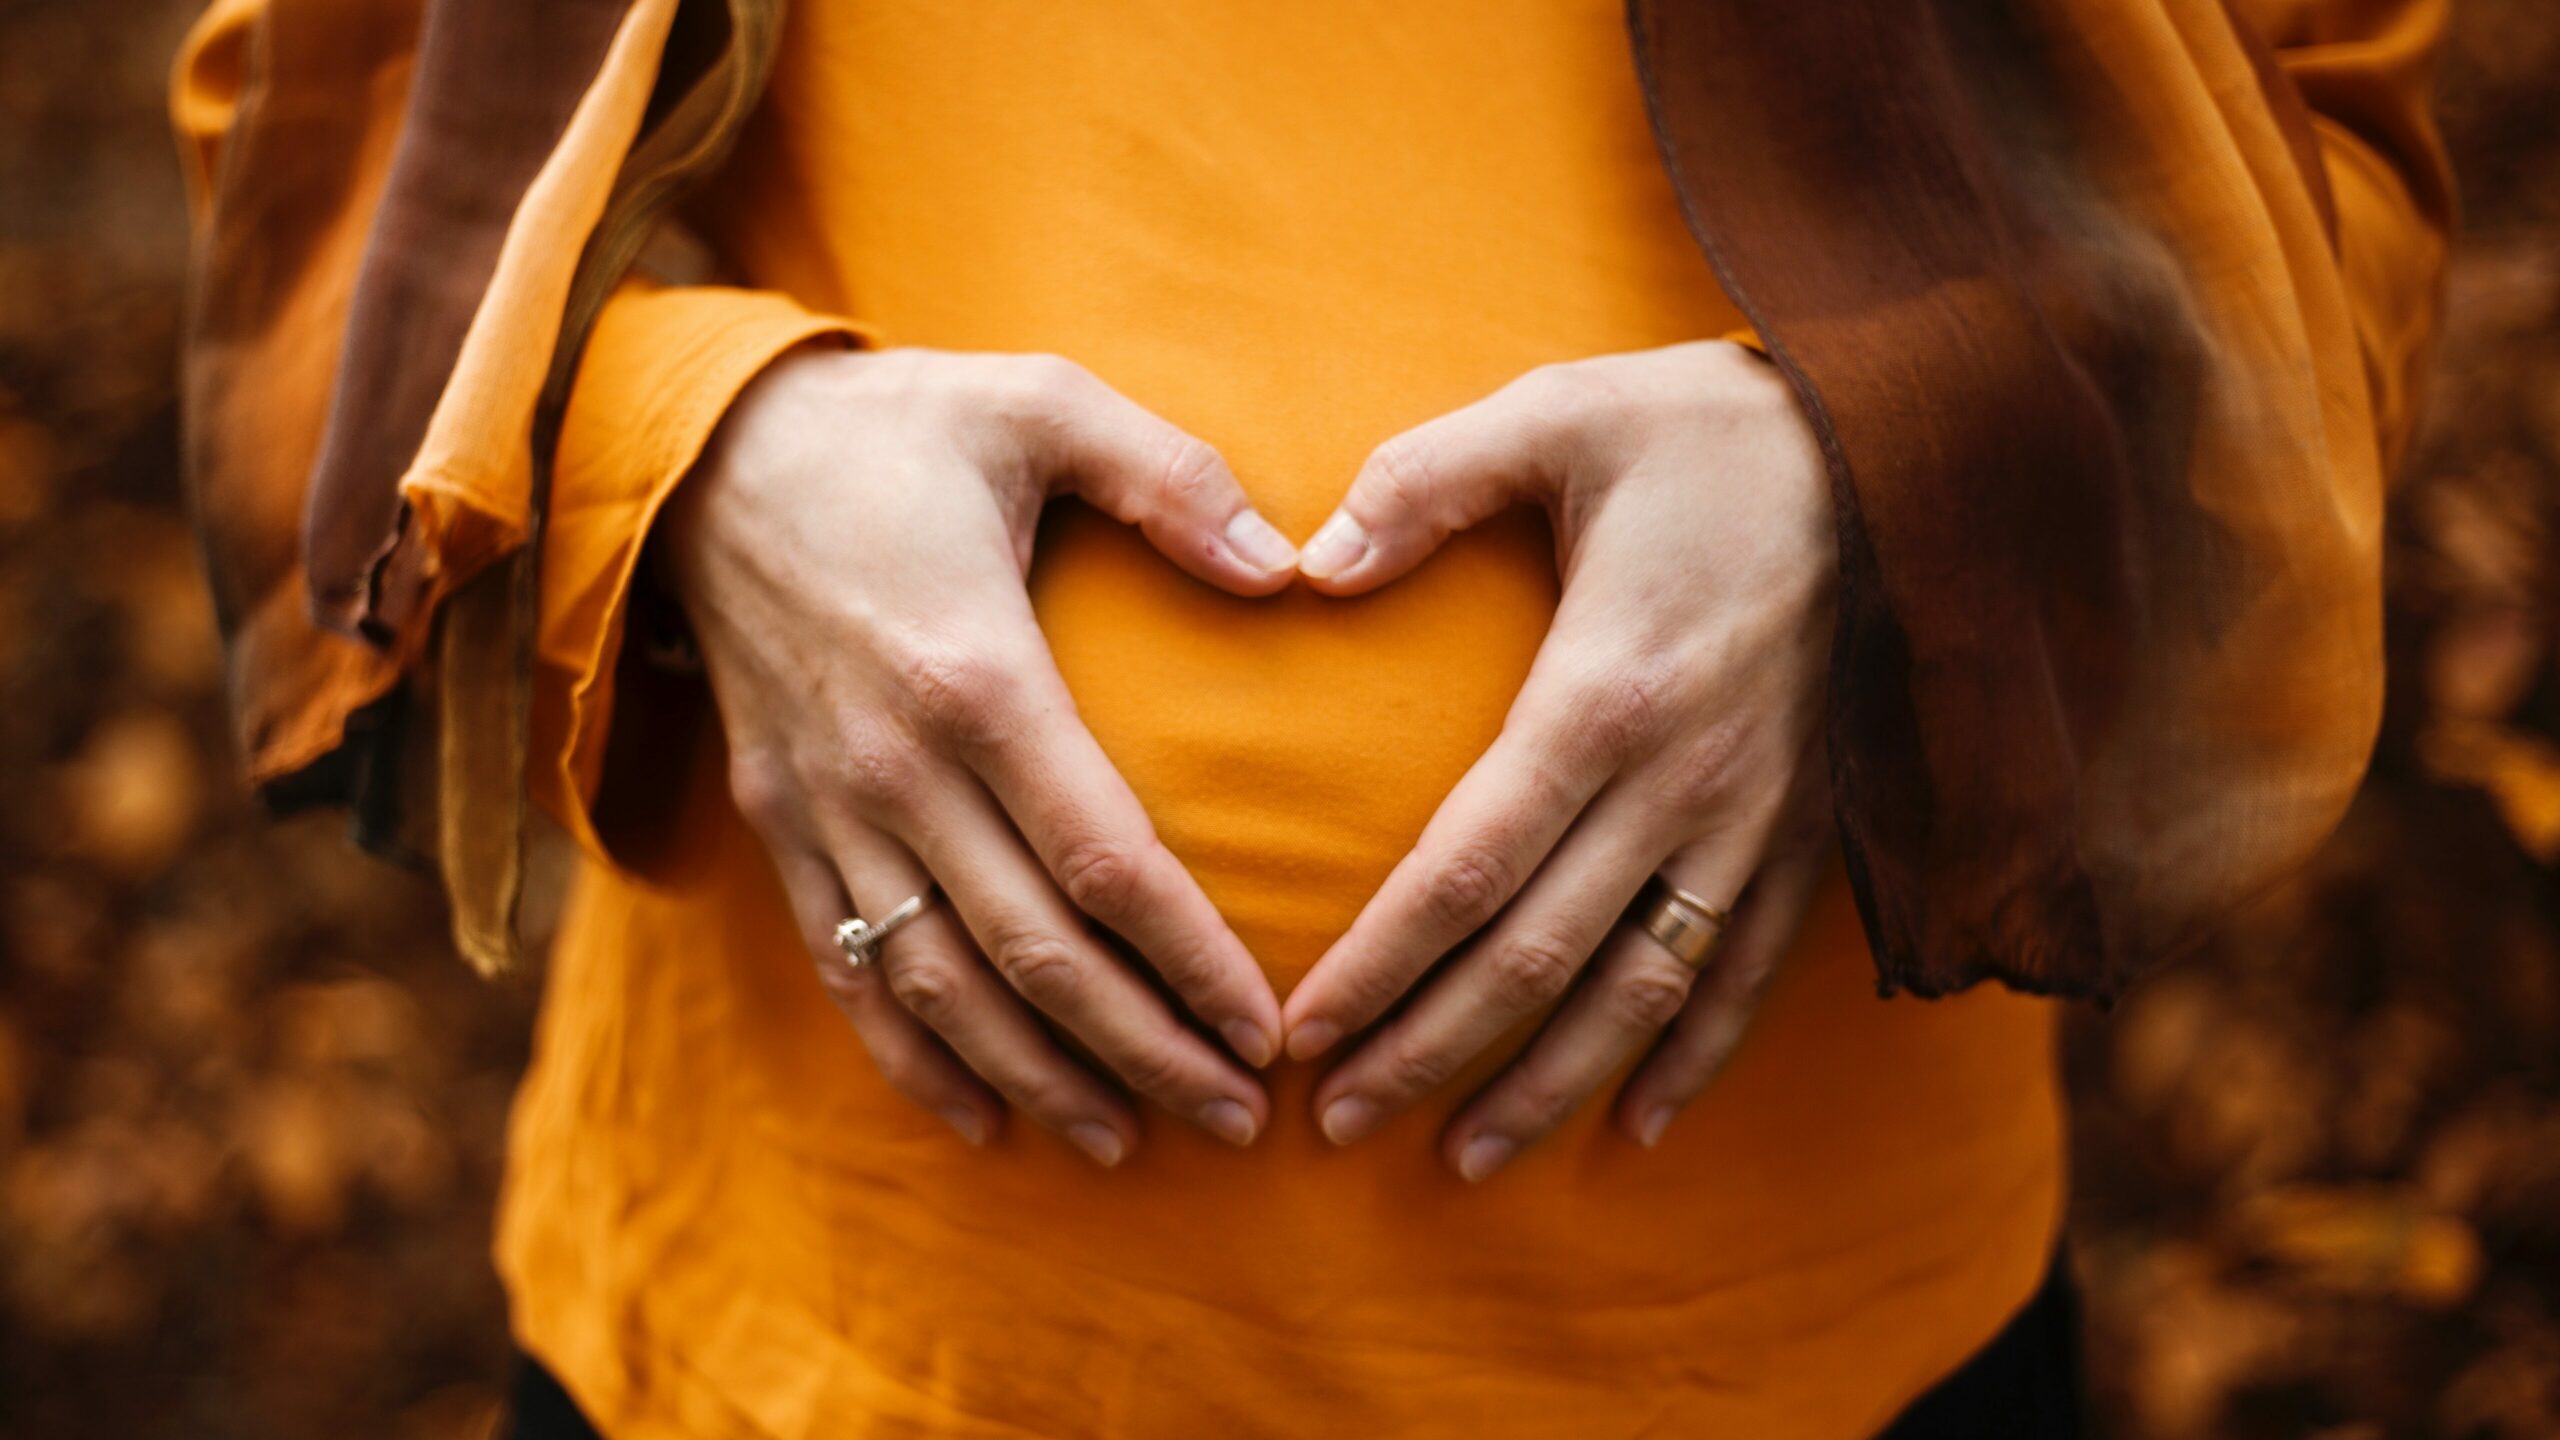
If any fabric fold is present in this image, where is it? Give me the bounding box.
[179,0,2448,994]
[179,0,788,971]
[535,281,869,873]
[1629,0,2449,998]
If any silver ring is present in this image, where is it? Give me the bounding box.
[832,883,940,969]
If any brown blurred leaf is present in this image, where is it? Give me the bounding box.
[53,710,204,877]
[2419,717,2560,861]
[2231,1184,2485,1308]
[237,1082,352,1236]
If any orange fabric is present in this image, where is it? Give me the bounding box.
[504,5,2065,1437]
[2250,0,2457,472]
[529,278,872,861]
[167,0,2448,1434]
[169,0,415,785]
[1629,0,2448,1000]
[167,0,685,786]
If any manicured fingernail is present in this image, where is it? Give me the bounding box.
[1457,1134,1516,1183]
[1287,1018,1341,1061]
[1068,1121,1126,1168]
[1297,513,1370,580]
[1223,509,1298,573]
[940,1106,990,1147]
[1221,1018,1276,1069]
[1637,1106,1675,1149]
[1200,1098,1259,1147]
[1320,1094,1380,1145]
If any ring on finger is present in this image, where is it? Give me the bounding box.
[1628,877,1729,970]
[833,883,942,969]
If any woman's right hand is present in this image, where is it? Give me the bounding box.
[661,346,1299,1166]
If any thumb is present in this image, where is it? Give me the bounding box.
[1036,362,1297,597]
[1299,383,1561,596]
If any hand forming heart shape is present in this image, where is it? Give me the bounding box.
[667,337,1834,1182]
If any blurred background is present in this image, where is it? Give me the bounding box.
[1,2,2554,1436]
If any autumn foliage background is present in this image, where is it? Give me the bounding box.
[1,3,2555,1436]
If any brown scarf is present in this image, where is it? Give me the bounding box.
[184,0,2408,998]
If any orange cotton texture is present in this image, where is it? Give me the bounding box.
[510,4,2061,1436]
[164,0,2452,1435]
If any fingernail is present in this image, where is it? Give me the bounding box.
[1286,1018,1341,1061]
[1221,1018,1276,1069]
[1637,1106,1676,1149]
[1223,509,1298,574]
[1068,1121,1126,1168]
[1200,1098,1259,1147]
[940,1106,990,1147]
[1297,513,1370,580]
[1320,1094,1381,1146]
[1457,1134,1516,1183]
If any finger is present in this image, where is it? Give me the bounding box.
[1308,783,1671,1147]
[1298,370,1575,594]
[822,826,1144,1167]
[958,670,1285,1069]
[1026,357,1296,595]
[892,763,1270,1146]
[1438,842,1759,1182]
[1614,842,1827,1149]
[921,640,1280,1065]
[766,844,1002,1147]
[1283,654,1634,1060]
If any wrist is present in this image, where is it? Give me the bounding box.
[653,340,847,621]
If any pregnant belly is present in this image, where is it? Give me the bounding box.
[1030,501,1560,986]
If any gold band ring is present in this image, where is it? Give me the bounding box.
[1631,878,1730,970]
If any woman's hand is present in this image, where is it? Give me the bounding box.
[663,347,1301,1166]
[1278,339,1838,1181]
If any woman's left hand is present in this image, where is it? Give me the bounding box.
[1280,339,1839,1181]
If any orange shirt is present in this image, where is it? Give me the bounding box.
[154,0,2452,1427]
[502,3,2068,1436]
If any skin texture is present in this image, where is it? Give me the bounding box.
[1283,339,1838,1179]
[661,346,1299,1166]
[665,338,1837,1179]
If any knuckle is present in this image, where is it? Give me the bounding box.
[1011,352,1093,408]
[1111,1041,1189,1097]
[884,958,965,1029]
[1150,434,1225,511]
[1363,434,1438,521]
[1610,965,1696,1033]
[1052,838,1149,922]
[1144,942,1218,995]
[726,753,797,835]
[1657,761,1720,820]
[1420,846,1516,933]
[1505,1076,1574,1130]
[1664,719,1750,815]
[990,930,1086,1010]
[1487,934,1584,1011]
[1567,660,1675,765]
[1324,957,1417,1024]
[1381,1041,1455,1098]
[892,639,1017,743]
[831,717,918,812]
[1521,354,1641,432]
[1011,1078,1087,1128]
[1510,360,1588,413]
